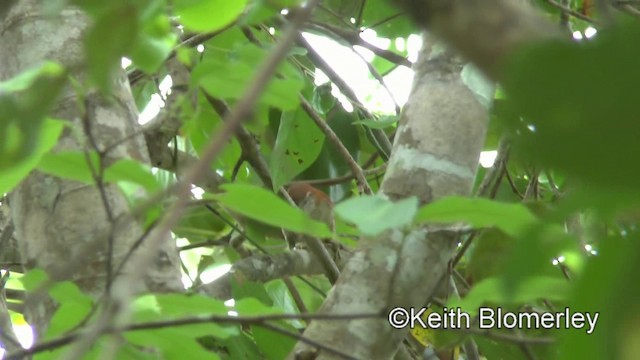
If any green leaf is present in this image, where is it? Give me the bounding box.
[559,233,640,360]
[46,282,93,337]
[125,328,221,360]
[217,333,263,360]
[234,295,296,359]
[37,151,100,184]
[174,0,247,32]
[0,119,64,194]
[104,158,161,192]
[175,206,229,242]
[130,30,176,73]
[415,197,538,236]
[360,1,413,38]
[0,63,67,170]
[18,269,49,292]
[270,109,325,190]
[242,0,280,25]
[466,229,514,283]
[503,21,640,192]
[235,297,282,315]
[299,106,360,200]
[474,337,529,360]
[132,294,238,339]
[450,276,568,316]
[0,62,65,92]
[310,83,336,115]
[213,183,332,238]
[335,195,418,236]
[502,224,574,295]
[253,325,296,360]
[192,47,303,110]
[266,280,304,327]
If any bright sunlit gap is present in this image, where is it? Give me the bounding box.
[121,57,132,69]
[584,244,598,255]
[572,27,597,41]
[200,264,232,284]
[552,255,566,266]
[584,26,597,39]
[191,186,205,200]
[303,32,422,114]
[138,75,173,125]
[479,150,498,168]
[11,324,34,350]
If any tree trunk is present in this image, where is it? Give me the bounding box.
[1,1,183,337]
[290,34,489,359]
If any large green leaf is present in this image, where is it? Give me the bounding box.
[46,282,93,338]
[233,298,296,360]
[192,45,303,111]
[559,232,640,360]
[131,293,238,340]
[0,119,64,194]
[449,276,568,316]
[125,328,221,359]
[465,229,514,283]
[104,158,161,192]
[130,26,176,73]
[360,0,413,38]
[415,197,538,236]
[174,0,247,32]
[252,324,296,360]
[37,151,100,184]
[212,183,332,238]
[503,22,640,192]
[0,62,66,172]
[175,206,229,243]
[335,195,418,236]
[193,61,302,111]
[270,109,325,191]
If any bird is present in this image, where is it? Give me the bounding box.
[286,182,334,231]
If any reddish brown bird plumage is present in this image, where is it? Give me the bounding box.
[286,183,334,231]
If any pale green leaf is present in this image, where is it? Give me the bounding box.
[415,197,538,236]
[335,196,419,236]
[213,184,332,238]
[174,0,247,32]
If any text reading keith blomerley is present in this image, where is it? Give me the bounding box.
[388,307,599,334]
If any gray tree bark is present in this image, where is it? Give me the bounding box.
[0,1,183,338]
[290,34,489,359]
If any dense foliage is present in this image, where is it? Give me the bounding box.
[1,0,639,359]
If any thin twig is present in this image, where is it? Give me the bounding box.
[543,0,599,24]
[476,138,510,198]
[81,98,117,294]
[293,164,387,187]
[305,22,412,68]
[299,97,372,195]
